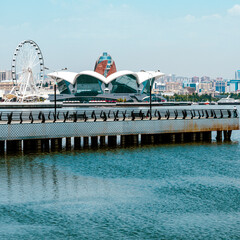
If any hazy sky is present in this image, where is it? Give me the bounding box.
[0,0,240,79]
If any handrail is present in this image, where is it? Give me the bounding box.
[0,108,238,124]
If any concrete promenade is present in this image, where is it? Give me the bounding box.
[0,108,239,153]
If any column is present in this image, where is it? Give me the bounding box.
[66,137,71,150]
[83,137,89,148]
[74,137,81,150]
[7,140,22,152]
[0,141,5,154]
[170,134,176,143]
[108,136,117,147]
[91,136,98,148]
[216,131,222,142]
[99,136,106,147]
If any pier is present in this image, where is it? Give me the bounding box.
[0,108,239,153]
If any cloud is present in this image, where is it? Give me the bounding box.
[184,14,221,22]
[228,4,240,16]
[201,14,221,20]
[184,14,196,22]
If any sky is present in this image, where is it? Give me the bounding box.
[0,0,240,79]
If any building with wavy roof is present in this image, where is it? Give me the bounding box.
[48,52,165,102]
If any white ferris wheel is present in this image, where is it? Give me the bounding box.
[6,40,45,102]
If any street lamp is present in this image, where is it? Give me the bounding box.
[148,72,153,116]
[44,67,67,122]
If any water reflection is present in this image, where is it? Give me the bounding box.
[1,140,240,239]
[1,150,135,205]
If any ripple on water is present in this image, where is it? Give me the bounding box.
[0,138,240,239]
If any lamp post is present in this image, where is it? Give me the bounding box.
[44,67,67,122]
[148,72,153,116]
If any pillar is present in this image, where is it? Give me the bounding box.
[99,136,105,147]
[196,132,200,141]
[23,139,30,151]
[170,134,176,143]
[7,140,22,152]
[228,130,232,141]
[42,139,50,151]
[224,130,232,141]
[184,133,191,142]
[203,131,212,142]
[74,137,81,150]
[51,138,57,150]
[180,133,184,142]
[0,141,4,154]
[66,137,71,150]
[58,138,62,149]
[191,133,197,142]
[91,136,98,148]
[124,135,132,145]
[199,132,204,141]
[108,136,117,147]
[83,137,89,148]
[154,134,160,144]
[141,134,148,145]
[34,139,42,151]
[132,135,138,145]
[121,135,126,146]
[51,138,62,150]
[149,135,154,144]
[216,131,222,142]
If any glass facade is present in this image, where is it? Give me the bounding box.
[95,52,114,77]
[142,78,154,94]
[57,79,71,94]
[111,75,138,93]
[57,75,155,96]
[75,75,103,96]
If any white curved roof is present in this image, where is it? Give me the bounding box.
[48,71,78,85]
[136,71,165,84]
[106,70,139,84]
[48,70,164,85]
[74,70,106,83]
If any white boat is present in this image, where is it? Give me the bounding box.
[217,95,240,105]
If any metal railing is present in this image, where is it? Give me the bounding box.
[0,109,238,124]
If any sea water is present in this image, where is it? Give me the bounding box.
[0,108,240,239]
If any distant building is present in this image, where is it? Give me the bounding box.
[165,82,182,92]
[198,82,213,94]
[192,76,199,83]
[183,82,198,91]
[94,52,117,77]
[155,83,166,92]
[214,80,227,93]
[0,80,14,93]
[0,70,12,81]
[235,70,240,80]
[200,76,210,82]
[228,79,240,92]
[48,52,164,102]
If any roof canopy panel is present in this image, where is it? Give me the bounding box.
[136,71,165,84]
[48,70,165,85]
[48,71,78,85]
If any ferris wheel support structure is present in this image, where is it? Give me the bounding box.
[6,40,46,102]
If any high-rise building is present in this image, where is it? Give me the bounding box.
[200,76,210,82]
[214,80,226,93]
[0,71,6,81]
[191,76,199,83]
[235,70,240,80]
[94,52,117,77]
[0,70,12,81]
[228,79,240,92]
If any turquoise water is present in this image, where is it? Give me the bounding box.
[1,133,240,239]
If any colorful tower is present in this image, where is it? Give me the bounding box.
[94,52,117,77]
